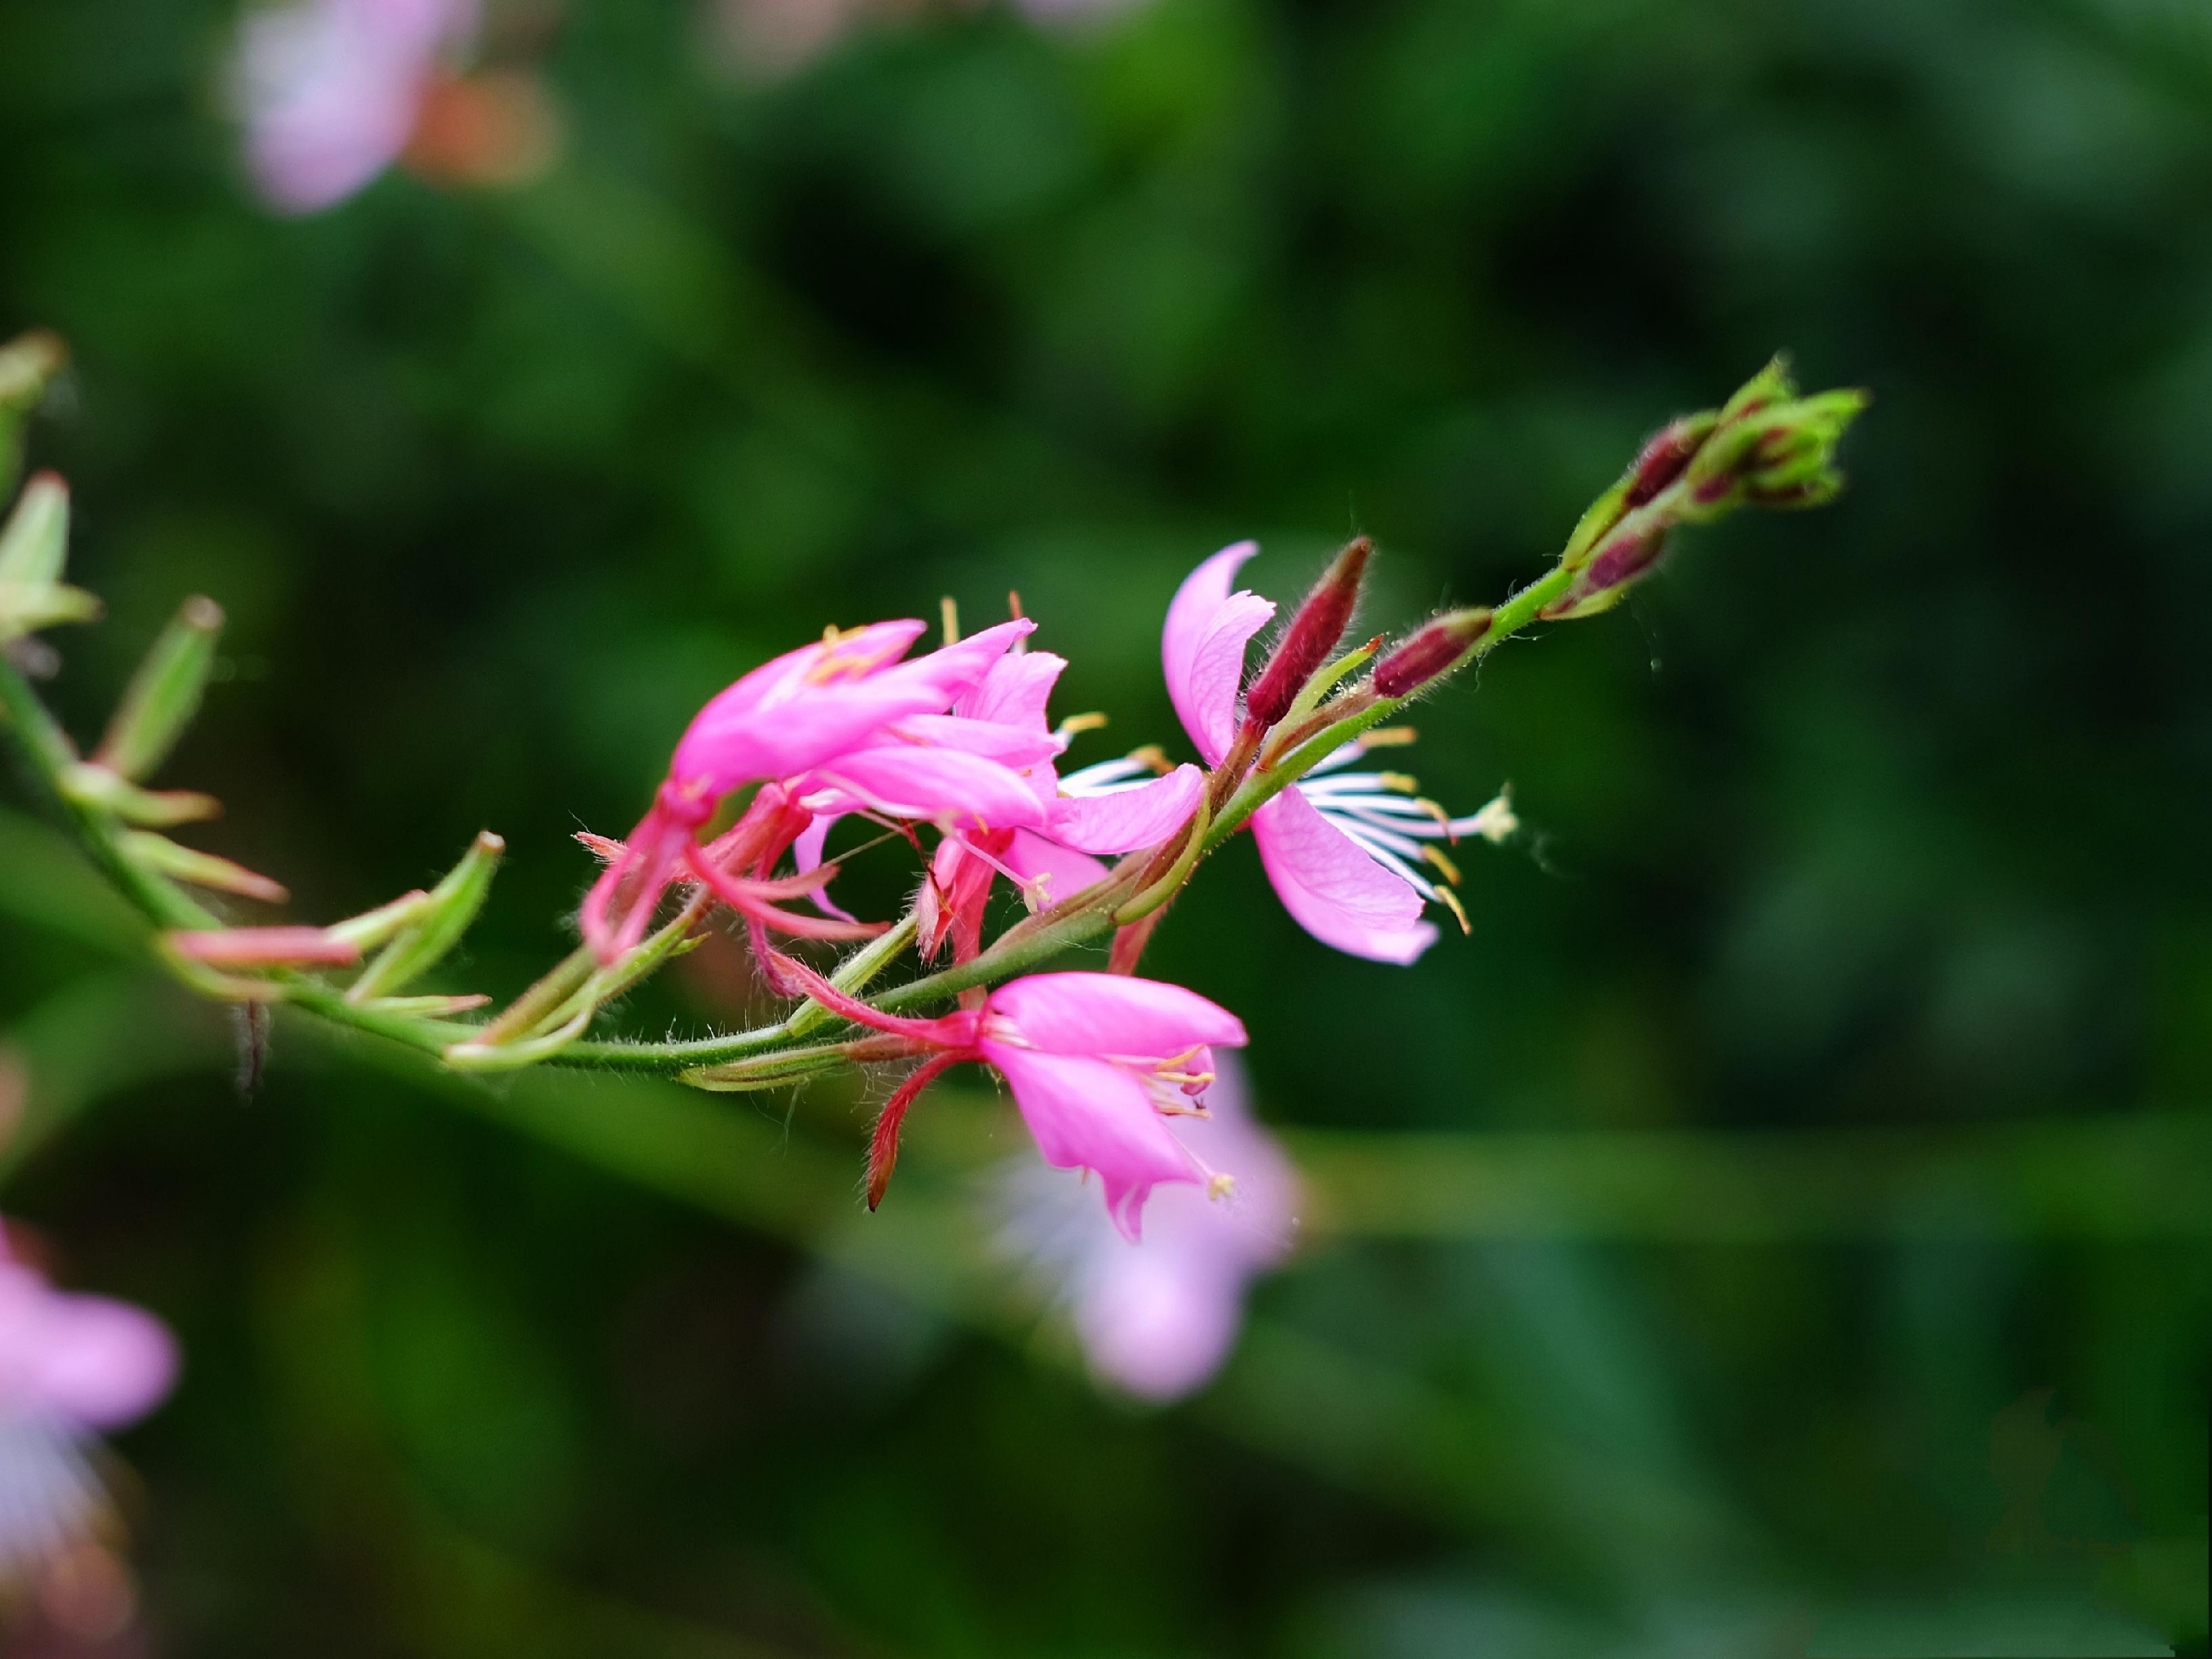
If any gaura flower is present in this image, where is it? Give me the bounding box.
[995,1051,1296,1400]
[0,1231,178,1584]
[581,618,1039,962]
[233,0,558,215]
[905,644,1206,962]
[777,964,1247,1242]
[233,0,478,213]
[1163,542,1514,965]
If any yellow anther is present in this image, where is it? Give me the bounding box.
[1125,744,1173,776]
[1376,771,1419,793]
[1207,1174,1237,1202]
[940,595,960,646]
[1434,885,1472,935]
[1360,726,1418,747]
[1007,589,1025,620]
[1058,711,1109,737]
[1421,843,1463,885]
[1413,796,1452,829]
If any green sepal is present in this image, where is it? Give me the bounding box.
[0,332,66,495]
[346,831,504,1002]
[59,762,221,826]
[118,830,288,903]
[0,473,69,589]
[95,597,225,780]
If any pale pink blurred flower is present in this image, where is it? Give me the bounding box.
[0,1232,177,1584]
[1011,0,1147,25]
[233,0,480,213]
[997,1052,1297,1399]
[581,618,1039,962]
[1164,541,1512,965]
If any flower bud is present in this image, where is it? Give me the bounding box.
[167,927,362,967]
[94,597,224,781]
[1623,413,1720,508]
[0,473,68,590]
[1244,536,1372,729]
[0,330,66,493]
[346,831,505,1002]
[1373,608,1494,698]
[0,472,99,643]
[1538,526,1669,621]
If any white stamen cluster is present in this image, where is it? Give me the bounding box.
[1295,743,1515,926]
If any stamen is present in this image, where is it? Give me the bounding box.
[939,595,959,646]
[1125,744,1171,776]
[1376,771,1419,793]
[1360,726,1418,747]
[1412,796,1452,828]
[1462,791,1519,844]
[1057,711,1109,738]
[1434,884,1472,934]
[1420,843,1463,885]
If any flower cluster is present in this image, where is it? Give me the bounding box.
[2,331,1862,1398]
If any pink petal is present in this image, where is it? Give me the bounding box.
[987,972,1247,1056]
[1251,790,1438,965]
[1003,829,1109,908]
[675,671,943,794]
[955,649,1066,730]
[982,1046,1205,1240]
[235,0,477,214]
[0,1263,177,1431]
[1045,764,1204,855]
[1163,541,1274,764]
[803,747,1050,831]
[890,714,1062,770]
[884,618,1036,704]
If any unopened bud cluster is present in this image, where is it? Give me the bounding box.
[1540,357,1868,622]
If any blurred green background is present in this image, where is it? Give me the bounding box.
[3,0,2209,1652]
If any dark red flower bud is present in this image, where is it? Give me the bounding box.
[1373,607,1493,698]
[1244,536,1373,728]
[1624,415,1717,508]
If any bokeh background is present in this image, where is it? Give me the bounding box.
[3,0,2210,1652]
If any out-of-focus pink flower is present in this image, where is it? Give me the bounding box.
[0,1231,177,1583]
[773,962,1247,1241]
[997,1052,1296,1399]
[234,0,479,214]
[1163,542,1512,965]
[1010,0,1150,28]
[581,619,1038,962]
[904,645,1204,962]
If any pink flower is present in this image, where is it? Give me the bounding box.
[996,1052,1296,1400]
[233,0,478,214]
[774,964,1247,1241]
[0,1230,178,1581]
[581,619,1039,962]
[902,645,1205,962]
[1163,542,1512,965]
